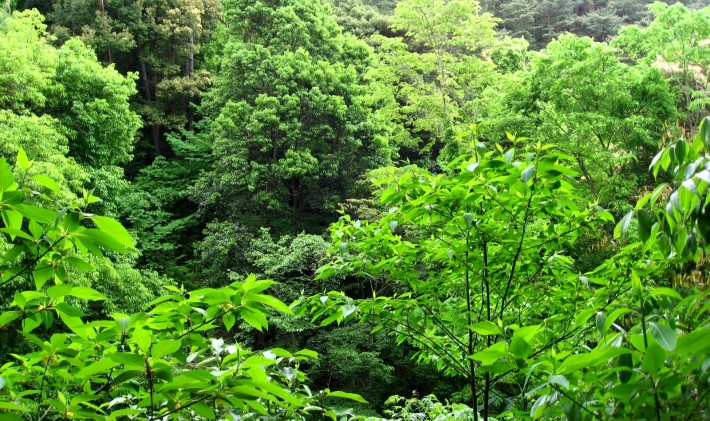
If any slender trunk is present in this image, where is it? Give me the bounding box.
[186,30,195,131]
[466,233,479,420]
[98,0,112,62]
[151,61,161,155]
[483,235,490,420]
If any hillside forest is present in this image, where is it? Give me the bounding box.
[0,0,708,419]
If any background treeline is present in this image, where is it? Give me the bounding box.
[0,0,708,418]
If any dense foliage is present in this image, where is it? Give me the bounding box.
[0,0,708,419]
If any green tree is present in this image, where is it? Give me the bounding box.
[369,0,499,164]
[493,34,677,210]
[47,0,221,156]
[195,0,392,236]
[298,139,615,418]
[0,150,366,420]
[614,2,710,130]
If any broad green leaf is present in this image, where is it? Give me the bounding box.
[90,216,135,249]
[469,321,502,336]
[16,148,31,171]
[151,340,181,360]
[3,244,25,263]
[0,158,16,194]
[697,116,710,148]
[0,401,30,412]
[341,304,356,319]
[75,358,118,378]
[614,211,633,239]
[68,286,106,301]
[252,294,291,314]
[241,308,268,331]
[0,311,21,329]
[616,353,633,383]
[637,209,654,244]
[642,342,665,376]
[63,257,94,272]
[674,138,687,163]
[648,321,676,351]
[16,205,57,225]
[295,349,318,359]
[33,266,53,289]
[547,374,569,389]
[75,228,129,253]
[191,402,216,419]
[521,165,536,183]
[471,342,508,365]
[47,284,73,299]
[648,287,682,301]
[31,175,60,194]
[109,353,146,368]
[223,310,235,331]
[327,391,368,403]
[55,303,85,318]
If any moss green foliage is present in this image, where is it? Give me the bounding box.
[196,0,393,235]
[1,0,709,419]
[614,2,710,130]
[485,34,677,211]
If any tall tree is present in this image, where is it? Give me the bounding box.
[47,0,221,157]
[613,2,710,131]
[492,34,677,210]
[194,0,393,236]
[370,0,499,165]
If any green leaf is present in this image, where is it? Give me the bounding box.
[648,322,676,351]
[510,335,531,359]
[469,321,502,336]
[151,340,181,360]
[674,138,687,162]
[252,294,292,314]
[75,358,118,378]
[595,312,606,337]
[471,342,508,365]
[47,284,73,299]
[0,401,30,412]
[241,308,268,331]
[33,266,53,289]
[90,216,135,249]
[0,311,21,329]
[63,257,94,272]
[16,205,57,225]
[0,158,16,194]
[55,303,85,318]
[110,370,142,386]
[648,287,682,301]
[637,209,654,244]
[75,228,129,253]
[68,286,106,301]
[295,349,318,359]
[31,175,60,194]
[341,304,356,319]
[16,148,31,171]
[3,244,25,263]
[109,353,146,368]
[547,374,569,389]
[521,165,536,183]
[223,310,235,331]
[696,116,709,148]
[614,211,633,239]
[327,391,368,403]
[191,402,216,419]
[617,353,633,383]
[642,342,665,376]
